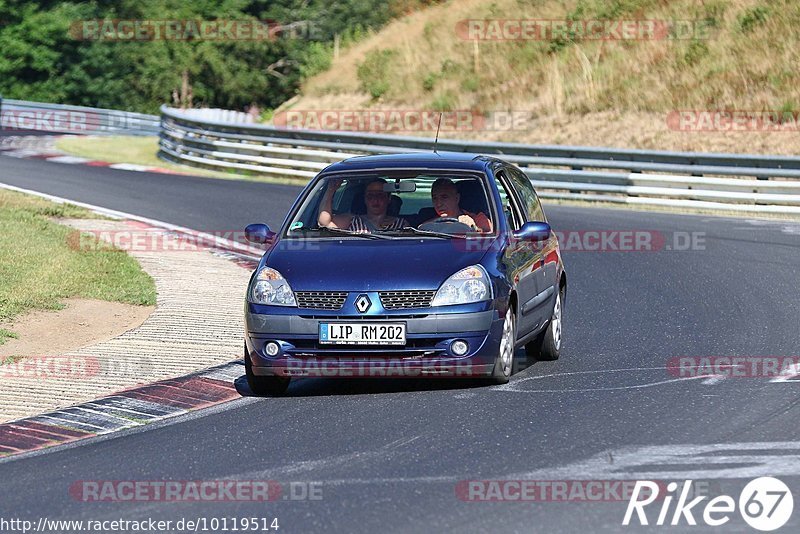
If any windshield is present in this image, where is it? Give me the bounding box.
[285,171,496,238]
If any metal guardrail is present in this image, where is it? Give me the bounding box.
[177,108,255,124]
[158,105,800,214]
[0,97,159,136]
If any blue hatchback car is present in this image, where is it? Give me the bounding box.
[244,152,566,395]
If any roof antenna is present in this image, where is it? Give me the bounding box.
[433,112,443,154]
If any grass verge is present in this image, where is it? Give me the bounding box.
[55,136,307,185]
[0,189,157,346]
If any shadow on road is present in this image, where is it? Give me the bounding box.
[233,348,541,397]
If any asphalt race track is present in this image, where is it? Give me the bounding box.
[1,154,799,532]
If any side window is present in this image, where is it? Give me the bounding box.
[508,166,546,222]
[494,171,524,231]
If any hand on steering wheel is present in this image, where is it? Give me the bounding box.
[431,216,479,231]
[419,217,474,233]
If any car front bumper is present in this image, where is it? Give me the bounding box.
[245,309,503,378]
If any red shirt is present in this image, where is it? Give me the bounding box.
[464,211,493,233]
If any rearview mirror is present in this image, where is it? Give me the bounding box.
[513,221,551,243]
[384,181,416,193]
[244,223,275,244]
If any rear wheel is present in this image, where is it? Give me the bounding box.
[525,288,563,361]
[489,306,516,384]
[245,344,290,396]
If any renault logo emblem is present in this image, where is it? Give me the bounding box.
[355,294,371,313]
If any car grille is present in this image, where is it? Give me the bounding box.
[379,290,435,310]
[295,291,348,310]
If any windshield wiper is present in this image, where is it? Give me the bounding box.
[301,226,390,240]
[389,226,465,239]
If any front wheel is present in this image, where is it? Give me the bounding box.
[245,345,290,396]
[525,288,563,361]
[489,306,516,384]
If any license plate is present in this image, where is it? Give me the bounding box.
[319,323,406,345]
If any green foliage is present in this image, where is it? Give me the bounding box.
[682,40,709,66]
[460,75,479,92]
[259,108,275,122]
[737,6,770,33]
[357,48,397,99]
[422,21,435,43]
[0,330,19,348]
[298,41,333,79]
[702,0,727,27]
[422,72,438,91]
[768,70,794,91]
[778,100,795,118]
[430,90,456,111]
[0,0,438,112]
[423,59,460,91]
[568,0,661,20]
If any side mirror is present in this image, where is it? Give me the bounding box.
[513,221,551,243]
[244,223,275,244]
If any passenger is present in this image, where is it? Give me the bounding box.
[318,178,408,233]
[424,178,492,233]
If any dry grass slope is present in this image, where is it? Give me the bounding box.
[285,0,800,154]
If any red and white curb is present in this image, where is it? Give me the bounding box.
[0,135,188,175]
[0,361,244,458]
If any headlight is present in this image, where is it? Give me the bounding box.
[431,265,491,306]
[250,267,296,306]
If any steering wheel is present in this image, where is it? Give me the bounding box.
[419,217,473,233]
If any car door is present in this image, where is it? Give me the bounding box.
[506,165,557,333]
[494,169,540,338]
[507,165,559,293]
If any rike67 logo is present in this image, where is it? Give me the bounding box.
[623,477,793,531]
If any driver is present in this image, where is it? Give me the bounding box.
[318,178,408,233]
[423,178,492,233]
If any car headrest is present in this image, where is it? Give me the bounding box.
[349,184,367,214]
[417,206,437,220]
[456,180,489,215]
[405,207,437,228]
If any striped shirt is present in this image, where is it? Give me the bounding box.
[349,215,408,233]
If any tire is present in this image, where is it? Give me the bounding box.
[525,288,563,361]
[489,306,516,384]
[245,344,290,396]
